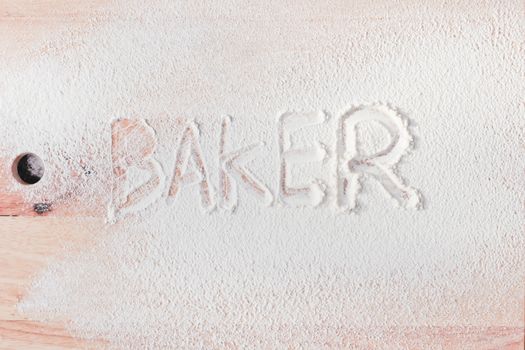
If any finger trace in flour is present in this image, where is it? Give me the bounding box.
[110,104,421,220]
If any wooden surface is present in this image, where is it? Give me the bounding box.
[0,217,105,349]
[0,1,524,349]
[0,114,522,349]
[0,164,523,349]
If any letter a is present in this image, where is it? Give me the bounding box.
[168,121,214,210]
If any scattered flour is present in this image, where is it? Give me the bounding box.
[1,0,524,348]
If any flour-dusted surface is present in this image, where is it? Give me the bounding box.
[2,0,524,349]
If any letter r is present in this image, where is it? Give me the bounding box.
[337,105,421,211]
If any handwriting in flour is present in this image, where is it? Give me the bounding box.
[109,119,165,219]
[219,116,274,210]
[109,104,421,220]
[167,122,214,209]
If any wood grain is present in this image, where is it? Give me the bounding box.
[0,187,522,348]
[0,0,523,348]
[0,0,111,60]
[0,217,105,349]
[0,104,522,349]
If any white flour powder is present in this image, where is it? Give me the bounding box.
[2,0,524,348]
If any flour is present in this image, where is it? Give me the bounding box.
[4,0,525,348]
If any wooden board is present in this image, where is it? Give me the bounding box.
[0,127,523,349]
[1,1,524,349]
[0,217,105,349]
